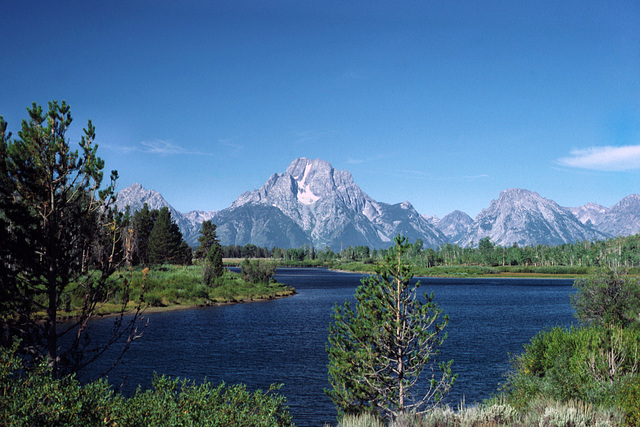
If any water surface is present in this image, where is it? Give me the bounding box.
[80,268,576,426]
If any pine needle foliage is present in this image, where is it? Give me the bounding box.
[326,235,455,422]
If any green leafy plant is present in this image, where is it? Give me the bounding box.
[0,341,293,426]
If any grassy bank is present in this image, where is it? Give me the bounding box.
[57,265,295,319]
[224,257,599,278]
[334,397,624,426]
[331,262,594,278]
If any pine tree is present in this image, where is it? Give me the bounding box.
[198,220,224,285]
[131,203,157,265]
[0,102,144,375]
[326,235,455,421]
[203,244,224,287]
[194,220,219,259]
[148,207,183,264]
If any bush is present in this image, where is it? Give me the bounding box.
[0,341,293,426]
[504,325,640,409]
[619,376,640,426]
[144,292,164,307]
[111,375,292,426]
[572,269,640,328]
[241,259,277,284]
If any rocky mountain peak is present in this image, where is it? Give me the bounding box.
[286,158,331,205]
[115,183,168,212]
[220,158,443,249]
[613,194,640,211]
[495,188,548,210]
[459,188,606,247]
[285,157,333,180]
[435,210,473,244]
[597,194,640,236]
[570,202,608,225]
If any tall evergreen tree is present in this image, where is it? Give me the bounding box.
[0,102,144,376]
[326,235,455,421]
[194,220,219,260]
[203,244,224,287]
[177,240,193,265]
[148,207,183,264]
[198,220,223,285]
[131,203,157,265]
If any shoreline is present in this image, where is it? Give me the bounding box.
[329,267,583,280]
[58,289,297,322]
[139,290,297,315]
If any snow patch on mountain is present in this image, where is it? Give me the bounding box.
[296,163,320,205]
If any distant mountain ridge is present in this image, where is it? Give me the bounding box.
[115,158,640,249]
[455,189,607,247]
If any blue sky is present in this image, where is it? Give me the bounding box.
[2,1,639,218]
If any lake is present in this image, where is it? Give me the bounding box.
[79,268,576,426]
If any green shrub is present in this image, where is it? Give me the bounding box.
[145,292,164,307]
[505,325,640,409]
[241,259,277,284]
[619,376,640,426]
[112,375,292,426]
[572,269,640,328]
[0,340,116,426]
[0,342,293,426]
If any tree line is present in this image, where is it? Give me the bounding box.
[234,234,640,269]
[118,206,640,271]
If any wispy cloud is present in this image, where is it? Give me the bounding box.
[291,129,333,144]
[435,174,490,182]
[105,139,213,156]
[140,139,184,154]
[140,139,212,156]
[346,153,390,165]
[558,145,640,171]
[218,139,244,154]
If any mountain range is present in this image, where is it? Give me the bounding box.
[115,158,640,250]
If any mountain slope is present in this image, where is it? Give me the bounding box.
[434,210,474,244]
[597,194,640,237]
[223,158,445,249]
[459,189,609,247]
[570,202,608,226]
[213,204,311,248]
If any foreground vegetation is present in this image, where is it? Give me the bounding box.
[326,236,455,420]
[0,341,293,426]
[329,268,640,426]
[336,397,624,426]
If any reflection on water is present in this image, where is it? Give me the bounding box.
[78,268,576,426]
